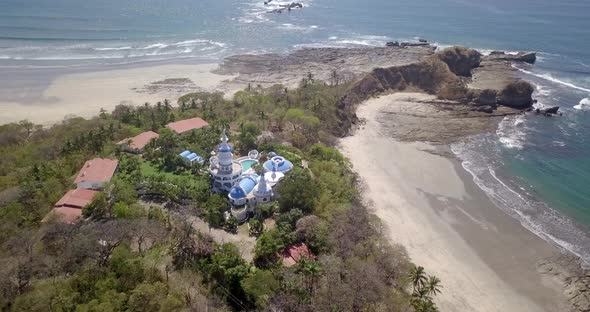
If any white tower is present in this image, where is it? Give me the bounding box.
[217,128,233,174]
[254,169,272,203]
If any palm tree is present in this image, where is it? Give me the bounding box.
[409,265,428,292]
[248,219,263,237]
[425,275,442,297]
[298,258,322,295]
[330,70,339,86]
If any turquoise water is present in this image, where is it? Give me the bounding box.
[240,159,257,173]
[1,0,590,262]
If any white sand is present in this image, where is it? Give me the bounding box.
[339,93,566,312]
[0,63,235,125]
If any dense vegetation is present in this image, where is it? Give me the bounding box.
[0,78,441,311]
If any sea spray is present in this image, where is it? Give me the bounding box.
[574,98,590,110]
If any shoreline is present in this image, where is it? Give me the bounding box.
[0,45,585,310]
[0,59,236,125]
[339,93,569,312]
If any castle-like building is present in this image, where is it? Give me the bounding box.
[209,130,293,222]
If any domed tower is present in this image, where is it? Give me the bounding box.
[255,167,272,200]
[217,129,234,175]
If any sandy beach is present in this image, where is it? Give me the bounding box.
[339,93,568,312]
[0,63,235,125]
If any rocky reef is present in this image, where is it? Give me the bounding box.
[335,46,538,134]
[215,44,538,136]
[538,254,590,312]
[436,46,482,77]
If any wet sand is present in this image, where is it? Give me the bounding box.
[0,62,235,125]
[339,93,568,312]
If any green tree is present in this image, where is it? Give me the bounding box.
[241,269,279,309]
[254,229,285,267]
[83,192,109,219]
[409,265,428,292]
[119,155,142,183]
[425,275,442,297]
[297,258,322,295]
[224,216,238,233]
[277,168,319,213]
[237,122,261,153]
[127,282,171,312]
[112,202,142,219]
[248,219,263,237]
[204,194,227,228]
[205,244,250,309]
[111,178,138,205]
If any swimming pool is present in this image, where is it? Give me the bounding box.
[240,159,257,173]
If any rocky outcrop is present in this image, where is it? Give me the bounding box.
[536,106,562,116]
[486,51,537,64]
[497,80,534,109]
[538,254,590,312]
[336,57,461,134]
[435,46,482,77]
[476,89,498,106]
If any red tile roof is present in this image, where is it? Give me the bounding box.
[166,117,209,134]
[44,207,84,224]
[280,243,316,267]
[118,131,159,150]
[74,158,118,184]
[54,189,98,209]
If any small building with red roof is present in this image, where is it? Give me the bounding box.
[166,117,209,135]
[44,188,98,224]
[280,243,316,267]
[74,158,118,190]
[118,131,159,153]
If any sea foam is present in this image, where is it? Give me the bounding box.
[574,98,590,110]
[516,67,590,93]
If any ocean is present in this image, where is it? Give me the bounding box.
[1,0,590,263]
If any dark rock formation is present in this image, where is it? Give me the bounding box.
[336,57,460,134]
[474,105,494,113]
[517,52,537,64]
[477,89,498,106]
[386,41,400,47]
[486,51,537,64]
[538,254,590,312]
[400,42,430,47]
[497,80,535,109]
[536,106,562,116]
[435,46,482,77]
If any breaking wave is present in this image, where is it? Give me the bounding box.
[0,38,228,63]
[515,67,590,93]
[574,98,590,110]
[452,135,590,266]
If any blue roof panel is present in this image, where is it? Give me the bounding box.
[239,175,258,194]
[264,156,294,173]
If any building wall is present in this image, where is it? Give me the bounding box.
[119,144,141,154]
[76,180,105,191]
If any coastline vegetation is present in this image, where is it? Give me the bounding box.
[0,78,441,311]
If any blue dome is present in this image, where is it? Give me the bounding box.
[218,143,232,153]
[229,186,247,199]
[228,175,259,199]
[264,156,294,173]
